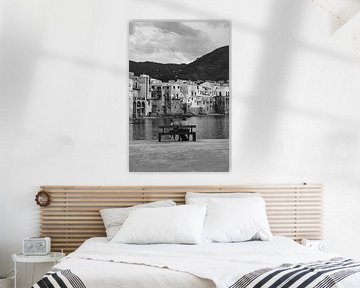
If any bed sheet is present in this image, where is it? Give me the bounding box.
[51,237,360,288]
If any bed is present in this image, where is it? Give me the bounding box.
[33,185,360,288]
[33,236,360,288]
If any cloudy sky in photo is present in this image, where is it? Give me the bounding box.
[129,21,230,64]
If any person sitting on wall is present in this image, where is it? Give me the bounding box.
[173,119,183,140]
[169,118,176,140]
[179,118,189,141]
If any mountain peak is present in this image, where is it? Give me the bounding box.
[129,46,229,81]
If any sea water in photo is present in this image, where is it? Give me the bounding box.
[130,114,229,141]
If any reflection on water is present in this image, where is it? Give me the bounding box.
[130,114,229,140]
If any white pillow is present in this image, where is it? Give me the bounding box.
[186,192,259,204]
[100,200,176,240]
[111,205,207,244]
[202,197,272,243]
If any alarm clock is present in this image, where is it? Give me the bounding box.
[23,237,51,255]
[301,239,328,252]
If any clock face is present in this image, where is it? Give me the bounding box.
[318,242,327,252]
[36,241,45,250]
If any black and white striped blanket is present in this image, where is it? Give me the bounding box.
[32,268,86,288]
[230,257,360,288]
[32,258,360,288]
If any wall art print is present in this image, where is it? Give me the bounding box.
[129,20,230,172]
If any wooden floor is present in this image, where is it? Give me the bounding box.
[129,139,229,172]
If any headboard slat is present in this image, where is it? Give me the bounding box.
[40,184,323,253]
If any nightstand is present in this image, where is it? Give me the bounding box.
[12,252,65,288]
[301,239,328,252]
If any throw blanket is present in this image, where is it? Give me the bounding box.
[230,258,360,288]
[33,258,360,288]
[32,268,86,288]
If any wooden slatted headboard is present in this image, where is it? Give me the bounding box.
[39,184,323,253]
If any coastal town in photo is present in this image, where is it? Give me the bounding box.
[129,74,229,119]
[129,21,230,172]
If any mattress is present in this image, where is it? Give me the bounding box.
[35,237,360,288]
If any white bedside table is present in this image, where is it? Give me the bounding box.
[12,252,65,288]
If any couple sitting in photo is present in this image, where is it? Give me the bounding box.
[170,118,189,141]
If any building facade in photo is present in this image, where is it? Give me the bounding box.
[129,73,230,118]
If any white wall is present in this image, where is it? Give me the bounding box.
[1,0,360,285]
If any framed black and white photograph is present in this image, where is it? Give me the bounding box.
[129,20,230,172]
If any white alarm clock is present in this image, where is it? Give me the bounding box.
[23,237,51,255]
[301,239,328,252]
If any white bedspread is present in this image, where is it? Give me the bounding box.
[54,237,360,288]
